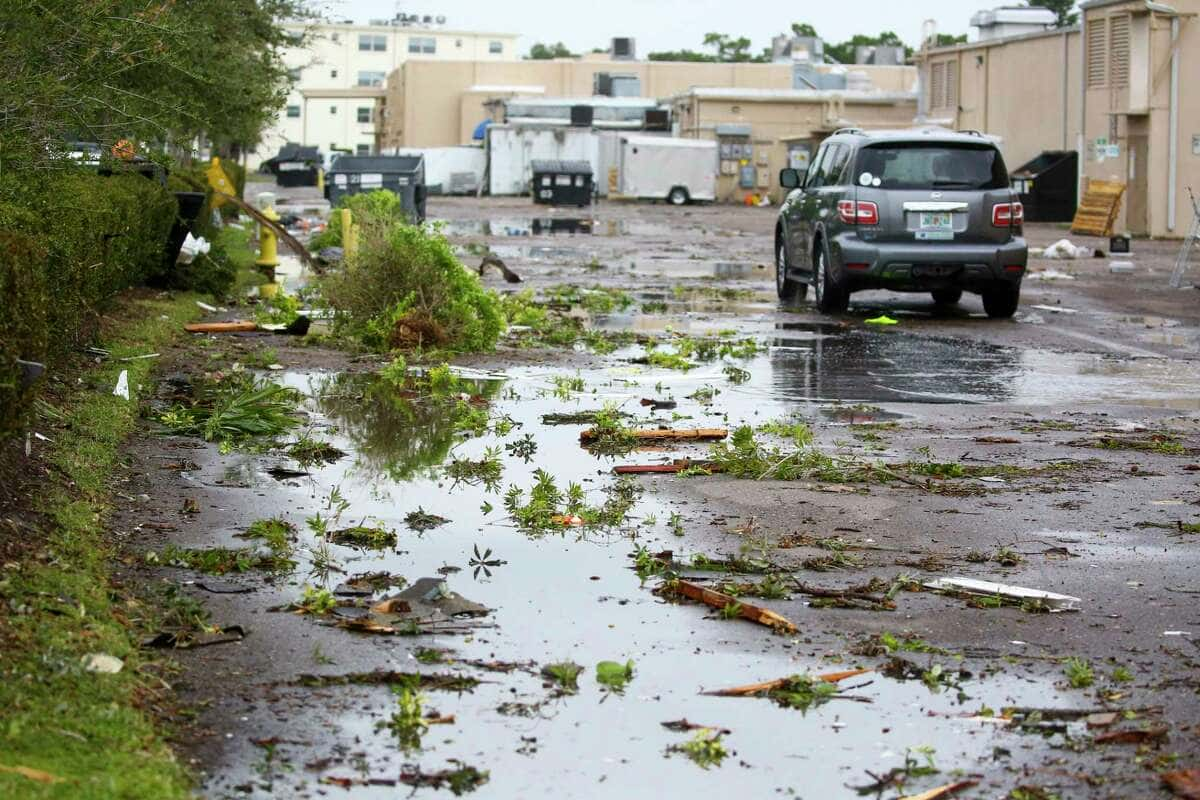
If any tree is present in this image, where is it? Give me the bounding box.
[527,42,576,60]
[702,33,757,62]
[790,23,819,38]
[1033,0,1079,27]
[0,0,313,170]
[825,31,912,64]
[933,33,968,48]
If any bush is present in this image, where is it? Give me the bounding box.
[309,189,407,251]
[0,170,178,437]
[319,208,503,353]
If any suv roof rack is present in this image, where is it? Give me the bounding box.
[956,129,985,137]
[831,127,864,136]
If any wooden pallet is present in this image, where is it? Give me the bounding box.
[1071,178,1125,237]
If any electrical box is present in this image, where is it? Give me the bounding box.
[739,165,756,189]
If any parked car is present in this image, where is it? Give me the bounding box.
[774,128,1027,318]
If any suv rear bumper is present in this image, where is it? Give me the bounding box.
[830,234,1028,291]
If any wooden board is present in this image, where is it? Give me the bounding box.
[1071,179,1125,237]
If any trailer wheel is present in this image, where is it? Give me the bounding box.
[667,187,689,206]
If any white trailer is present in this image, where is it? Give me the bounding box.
[393,146,486,195]
[487,125,600,196]
[618,135,717,204]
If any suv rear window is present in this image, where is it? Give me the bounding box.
[854,143,1008,190]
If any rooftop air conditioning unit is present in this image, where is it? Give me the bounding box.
[612,37,635,60]
[594,72,614,96]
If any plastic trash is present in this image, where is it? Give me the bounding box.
[81,653,124,673]
[924,577,1081,611]
[1042,238,1091,259]
[113,369,129,399]
[1110,260,1135,273]
[864,315,899,326]
[176,233,211,264]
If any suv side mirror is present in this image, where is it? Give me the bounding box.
[779,167,805,189]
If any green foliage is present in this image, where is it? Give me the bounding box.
[0,171,177,437]
[310,189,408,250]
[158,375,301,445]
[758,419,814,446]
[237,517,297,554]
[152,545,295,575]
[1063,657,1094,689]
[297,585,337,615]
[503,471,641,532]
[446,447,504,491]
[527,42,577,59]
[319,205,503,353]
[405,508,449,531]
[541,662,585,694]
[769,674,839,711]
[595,659,635,692]
[383,680,428,751]
[669,729,728,769]
[330,525,398,548]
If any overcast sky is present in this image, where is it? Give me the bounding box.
[321,1,1000,55]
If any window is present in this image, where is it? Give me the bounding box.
[823,144,852,186]
[357,71,386,87]
[1109,14,1130,88]
[1087,17,1107,88]
[287,67,301,81]
[945,60,958,109]
[329,105,337,115]
[286,105,301,118]
[489,40,503,54]
[408,36,436,54]
[359,34,386,52]
[803,145,827,189]
[357,106,372,123]
[356,144,370,156]
[853,143,1008,190]
[330,69,338,78]
[330,32,340,44]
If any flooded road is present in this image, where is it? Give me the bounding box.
[124,196,1200,799]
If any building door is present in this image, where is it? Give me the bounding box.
[1126,133,1148,236]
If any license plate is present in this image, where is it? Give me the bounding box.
[917,211,954,241]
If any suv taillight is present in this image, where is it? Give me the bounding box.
[992,201,1024,227]
[837,200,879,225]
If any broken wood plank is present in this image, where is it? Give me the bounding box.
[898,780,980,800]
[704,668,872,697]
[1162,768,1200,800]
[671,580,796,633]
[184,321,258,333]
[580,427,727,444]
[1094,725,1168,745]
[613,459,722,475]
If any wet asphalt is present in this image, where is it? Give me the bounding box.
[114,191,1200,799]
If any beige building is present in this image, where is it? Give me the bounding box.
[666,85,918,202]
[378,58,916,156]
[918,0,1199,237]
[250,19,519,168]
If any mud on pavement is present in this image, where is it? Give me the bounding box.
[115,195,1200,799]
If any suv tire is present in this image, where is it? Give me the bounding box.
[982,282,1021,318]
[813,240,849,313]
[775,238,807,303]
[667,187,689,206]
[931,288,963,305]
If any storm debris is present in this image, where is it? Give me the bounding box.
[923,577,1081,612]
[668,580,797,633]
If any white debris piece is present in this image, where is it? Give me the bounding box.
[196,300,218,313]
[1027,268,1077,281]
[1029,304,1078,314]
[113,369,129,400]
[1041,239,1092,259]
[1109,260,1135,274]
[177,233,211,265]
[924,577,1082,612]
[82,653,124,673]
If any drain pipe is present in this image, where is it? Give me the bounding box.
[1078,14,1087,202]
[1167,16,1179,232]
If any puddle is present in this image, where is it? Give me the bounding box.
[203,366,1094,797]
[438,218,684,238]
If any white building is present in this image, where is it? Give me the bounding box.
[251,17,519,169]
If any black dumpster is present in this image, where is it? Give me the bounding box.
[530,160,593,207]
[1010,151,1078,223]
[264,143,322,187]
[325,155,426,222]
[163,191,208,271]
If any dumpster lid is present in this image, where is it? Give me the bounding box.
[271,142,321,163]
[1010,150,1075,178]
[530,159,593,175]
[327,155,424,175]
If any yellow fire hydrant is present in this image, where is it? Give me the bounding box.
[255,193,281,296]
[341,207,358,260]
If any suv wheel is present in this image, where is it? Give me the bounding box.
[982,282,1021,318]
[931,288,963,305]
[813,242,849,313]
[775,238,807,303]
[667,187,688,206]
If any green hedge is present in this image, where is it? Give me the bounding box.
[0,171,178,437]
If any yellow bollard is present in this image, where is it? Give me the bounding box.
[341,208,358,260]
[316,168,325,194]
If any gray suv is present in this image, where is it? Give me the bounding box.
[775,128,1027,318]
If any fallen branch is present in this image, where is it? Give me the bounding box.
[705,668,872,697]
[671,580,796,633]
[580,428,727,444]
